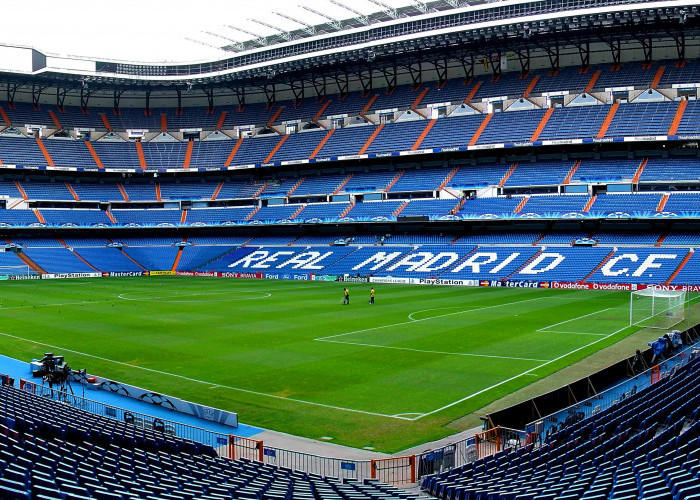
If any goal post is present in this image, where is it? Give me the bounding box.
[630,289,686,330]
[0,265,31,277]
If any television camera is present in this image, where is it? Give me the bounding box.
[34,353,73,390]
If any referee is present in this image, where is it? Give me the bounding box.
[369,287,375,305]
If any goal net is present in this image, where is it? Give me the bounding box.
[0,265,31,277]
[630,289,686,330]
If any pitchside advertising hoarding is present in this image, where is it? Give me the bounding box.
[7,264,700,292]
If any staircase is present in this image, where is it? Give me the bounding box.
[650,66,665,89]
[668,99,688,135]
[309,130,335,159]
[215,111,228,131]
[183,140,194,169]
[655,234,668,247]
[393,201,409,217]
[359,124,385,154]
[385,171,404,192]
[85,142,104,169]
[58,239,99,272]
[464,81,482,103]
[632,158,648,184]
[339,203,355,218]
[439,167,459,190]
[665,249,694,285]
[266,107,284,127]
[287,178,306,197]
[16,251,46,275]
[33,209,45,224]
[118,184,130,202]
[502,249,543,282]
[224,138,244,167]
[583,195,597,212]
[563,160,581,185]
[245,207,261,221]
[499,163,518,187]
[334,174,353,194]
[134,141,147,169]
[514,196,530,214]
[596,103,619,138]
[14,181,28,201]
[580,248,617,283]
[290,205,307,220]
[522,75,540,99]
[656,193,670,212]
[253,183,268,198]
[411,119,437,150]
[468,113,493,146]
[35,138,55,167]
[65,182,80,201]
[529,108,554,142]
[264,135,290,163]
[99,113,112,131]
[211,182,224,201]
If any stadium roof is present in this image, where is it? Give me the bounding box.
[4,0,455,64]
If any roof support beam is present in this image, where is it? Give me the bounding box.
[577,41,590,69]
[6,83,18,108]
[80,87,91,112]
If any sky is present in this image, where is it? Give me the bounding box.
[1,0,421,63]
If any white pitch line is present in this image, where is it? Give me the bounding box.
[0,331,410,421]
[407,307,462,321]
[537,308,615,332]
[539,330,609,336]
[314,295,555,342]
[317,339,549,362]
[412,324,630,420]
[0,301,101,311]
[117,290,271,302]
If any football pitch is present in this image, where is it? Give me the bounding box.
[0,277,677,451]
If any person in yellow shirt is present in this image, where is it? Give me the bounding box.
[369,287,375,305]
[342,288,350,305]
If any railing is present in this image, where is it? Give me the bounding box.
[371,456,416,485]
[525,347,699,441]
[18,379,230,451]
[413,342,700,482]
[474,427,527,460]
[14,380,415,484]
[415,427,527,480]
[255,444,374,481]
[229,435,264,461]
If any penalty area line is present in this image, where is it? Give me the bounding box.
[315,295,556,342]
[536,308,616,334]
[412,323,630,421]
[317,339,549,362]
[0,331,413,421]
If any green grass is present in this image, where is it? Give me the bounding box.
[0,277,649,452]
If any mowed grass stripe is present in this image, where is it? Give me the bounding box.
[0,277,638,451]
